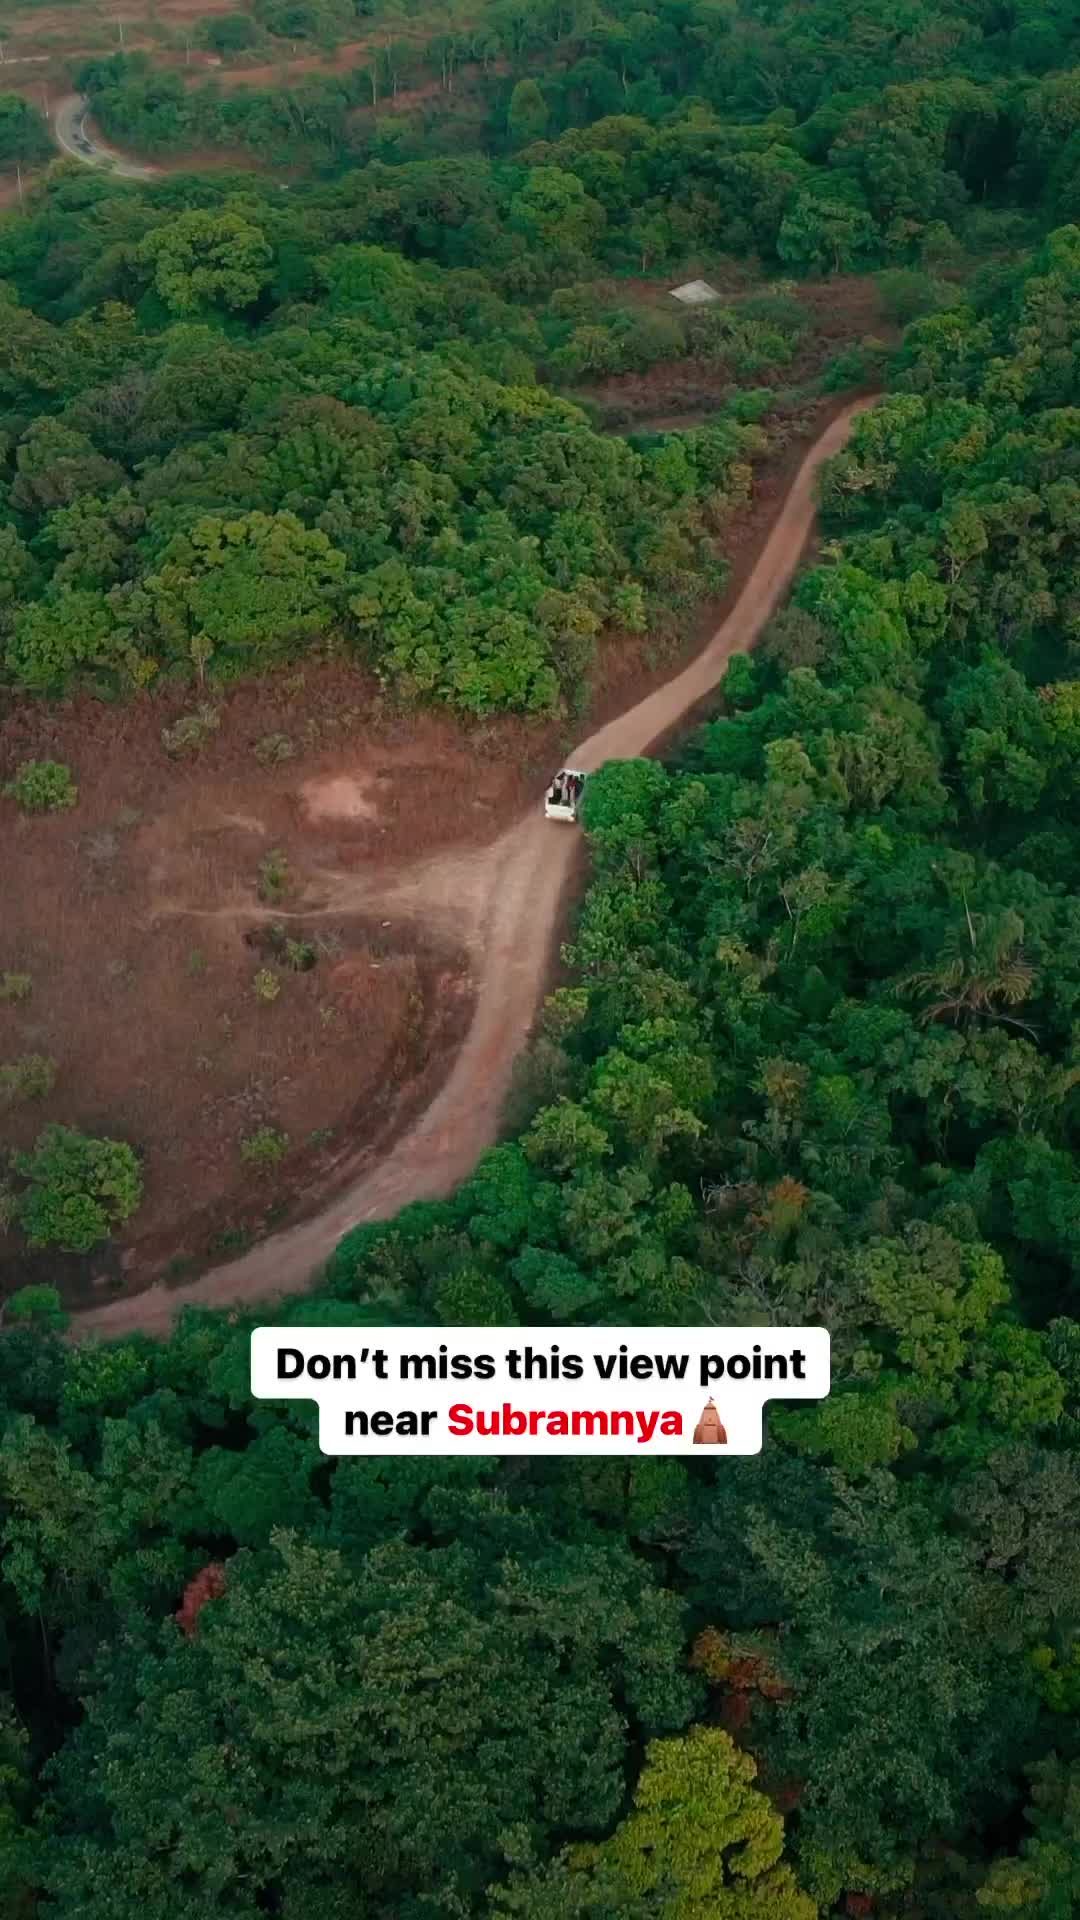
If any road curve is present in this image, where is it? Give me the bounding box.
[53,94,158,180]
[73,398,875,1340]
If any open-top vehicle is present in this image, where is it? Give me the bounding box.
[544,768,586,821]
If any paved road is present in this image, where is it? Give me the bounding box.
[53,94,157,179]
[72,399,876,1341]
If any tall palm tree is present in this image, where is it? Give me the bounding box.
[895,900,1037,1033]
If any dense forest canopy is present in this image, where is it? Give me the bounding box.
[59,0,1080,178]
[6,0,1080,1913]
[0,163,789,710]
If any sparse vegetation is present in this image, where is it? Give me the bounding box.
[4,761,77,813]
[252,968,281,1003]
[239,1125,289,1166]
[284,939,316,972]
[0,1054,57,1106]
[207,1221,254,1256]
[256,850,289,904]
[161,705,221,757]
[253,732,295,765]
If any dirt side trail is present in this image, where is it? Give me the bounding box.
[53,95,159,178]
[72,398,874,1341]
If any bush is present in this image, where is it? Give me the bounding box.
[252,968,281,1003]
[257,850,289,903]
[258,0,319,38]
[620,309,688,367]
[875,268,946,325]
[3,1284,68,1331]
[4,760,78,812]
[201,11,258,52]
[240,1126,289,1166]
[14,1124,143,1252]
[253,732,295,765]
[0,96,52,167]
[740,286,807,333]
[822,337,889,391]
[0,973,32,1003]
[0,1054,57,1106]
[284,939,316,972]
[162,704,221,756]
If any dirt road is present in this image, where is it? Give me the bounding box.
[53,95,158,179]
[72,398,873,1340]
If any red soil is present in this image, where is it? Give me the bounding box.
[57,394,874,1336]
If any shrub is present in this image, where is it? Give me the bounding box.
[0,1054,57,1106]
[202,11,258,52]
[875,268,946,325]
[3,1284,68,1331]
[253,968,281,1003]
[257,850,289,903]
[240,1126,289,1166]
[209,1223,253,1257]
[162,704,221,756]
[740,286,807,333]
[4,760,78,812]
[284,939,316,972]
[0,973,32,1003]
[822,337,889,391]
[259,0,319,38]
[253,732,295,765]
[14,1124,143,1252]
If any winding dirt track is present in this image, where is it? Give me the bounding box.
[53,95,158,180]
[73,399,873,1341]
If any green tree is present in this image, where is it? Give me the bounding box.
[977,1758,1080,1918]
[571,1726,816,1920]
[508,78,550,147]
[14,1126,142,1252]
[137,209,273,315]
[43,1530,696,1915]
[4,591,132,696]
[896,907,1037,1031]
[202,12,257,52]
[510,167,606,262]
[1,1285,69,1334]
[0,1696,38,1917]
[778,194,877,274]
[138,511,348,677]
[3,761,77,813]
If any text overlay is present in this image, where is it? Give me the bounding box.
[250,1326,831,1455]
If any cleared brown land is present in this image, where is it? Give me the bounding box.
[0,682,560,1302]
[64,397,875,1340]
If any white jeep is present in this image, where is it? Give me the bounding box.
[544,768,586,822]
